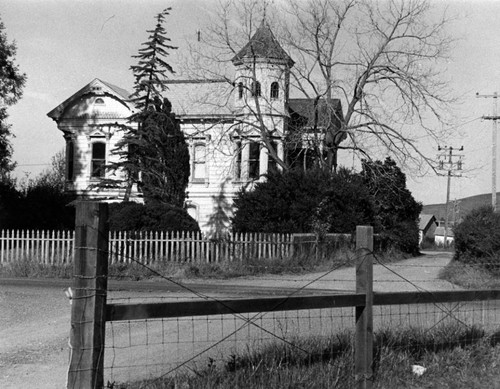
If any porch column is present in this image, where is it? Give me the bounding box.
[259,144,269,179]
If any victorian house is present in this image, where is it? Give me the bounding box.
[47,23,342,232]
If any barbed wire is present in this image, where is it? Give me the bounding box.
[73,225,366,381]
[68,224,500,386]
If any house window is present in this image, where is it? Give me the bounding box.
[287,147,314,171]
[192,143,206,182]
[251,81,261,97]
[94,98,105,105]
[238,82,244,99]
[248,141,260,179]
[67,142,74,181]
[268,141,278,173]
[270,82,279,99]
[91,142,106,178]
[234,141,242,180]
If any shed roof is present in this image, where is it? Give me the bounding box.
[419,214,437,231]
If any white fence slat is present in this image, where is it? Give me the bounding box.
[0,229,297,265]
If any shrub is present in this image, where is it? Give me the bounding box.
[232,168,374,234]
[361,157,422,254]
[108,202,200,232]
[453,205,500,272]
[0,180,75,230]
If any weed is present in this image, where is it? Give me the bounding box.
[0,256,72,278]
[124,325,500,389]
[439,260,500,289]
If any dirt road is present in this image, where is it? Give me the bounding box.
[0,251,454,388]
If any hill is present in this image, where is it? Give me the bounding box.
[422,193,498,223]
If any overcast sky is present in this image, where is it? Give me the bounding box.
[1,0,500,206]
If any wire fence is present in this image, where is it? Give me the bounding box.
[66,203,500,389]
[102,298,500,388]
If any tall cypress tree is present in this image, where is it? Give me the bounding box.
[112,8,190,206]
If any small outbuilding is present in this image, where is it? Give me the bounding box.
[418,214,438,245]
[434,226,454,246]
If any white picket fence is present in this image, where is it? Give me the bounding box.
[0,230,295,265]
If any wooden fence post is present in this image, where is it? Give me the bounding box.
[355,226,374,389]
[67,202,109,389]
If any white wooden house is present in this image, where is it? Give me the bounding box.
[47,23,342,233]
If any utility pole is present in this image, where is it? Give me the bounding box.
[437,146,464,246]
[476,92,499,211]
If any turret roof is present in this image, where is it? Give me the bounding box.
[232,22,294,66]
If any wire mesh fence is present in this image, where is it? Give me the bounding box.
[100,292,500,388]
[66,203,500,389]
[104,303,356,386]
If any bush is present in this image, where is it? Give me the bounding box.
[108,202,200,232]
[454,205,500,272]
[361,157,422,254]
[0,180,75,230]
[20,184,76,229]
[232,168,374,234]
[377,220,420,256]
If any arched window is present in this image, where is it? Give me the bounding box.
[251,81,261,97]
[270,82,279,99]
[193,143,206,182]
[238,82,244,99]
[91,142,106,178]
[67,142,74,181]
[94,97,105,105]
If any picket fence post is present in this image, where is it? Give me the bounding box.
[355,226,374,389]
[67,202,108,389]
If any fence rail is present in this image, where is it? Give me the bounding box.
[65,203,500,389]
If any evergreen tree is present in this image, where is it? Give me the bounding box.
[130,8,176,112]
[138,97,190,207]
[110,8,190,205]
[361,157,422,253]
[0,18,27,180]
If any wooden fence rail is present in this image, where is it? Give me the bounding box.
[0,229,296,264]
[67,204,500,389]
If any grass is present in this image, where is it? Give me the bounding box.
[181,246,412,280]
[0,244,415,281]
[115,324,500,389]
[0,256,73,278]
[439,260,500,289]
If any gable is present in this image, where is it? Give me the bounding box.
[47,78,135,121]
[419,214,437,231]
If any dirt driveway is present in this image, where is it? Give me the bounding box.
[0,251,454,388]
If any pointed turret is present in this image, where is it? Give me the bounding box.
[232,21,294,67]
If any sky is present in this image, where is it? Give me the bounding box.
[1,0,500,206]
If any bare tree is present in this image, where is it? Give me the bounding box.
[181,0,455,173]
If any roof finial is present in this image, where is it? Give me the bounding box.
[261,2,267,26]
